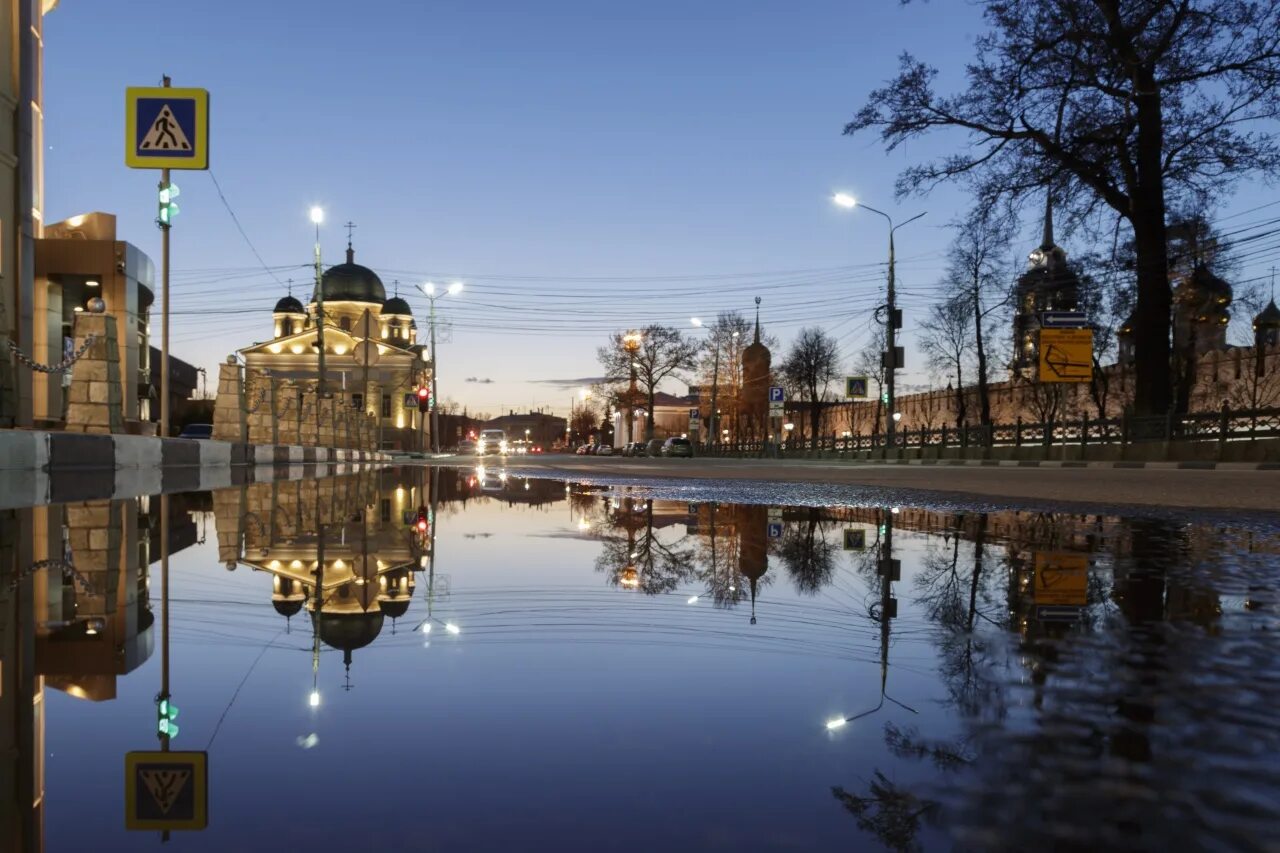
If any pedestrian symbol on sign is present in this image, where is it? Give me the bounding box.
[139,105,192,151]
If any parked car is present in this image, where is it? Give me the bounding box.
[661,437,694,458]
[645,438,665,457]
[623,441,644,457]
[178,423,212,440]
[595,444,614,456]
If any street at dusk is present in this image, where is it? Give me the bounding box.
[2,1,1279,851]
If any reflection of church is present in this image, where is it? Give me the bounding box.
[218,470,428,683]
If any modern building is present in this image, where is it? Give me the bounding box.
[238,241,430,451]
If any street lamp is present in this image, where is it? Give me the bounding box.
[418,281,464,454]
[622,331,642,445]
[832,192,924,453]
[310,206,328,397]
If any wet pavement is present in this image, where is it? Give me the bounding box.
[1,465,1277,851]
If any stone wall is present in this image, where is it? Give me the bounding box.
[212,363,379,450]
[64,313,123,435]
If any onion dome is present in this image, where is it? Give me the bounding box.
[380,598,411,620]
[273,599,303,618]
[313,610,385,652]
[1174,264,1232,323]
[382,296,412,316]
[273,294,305,314]
[316,246,385,305]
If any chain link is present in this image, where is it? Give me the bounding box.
[8,558,98,595]
[9,334,99,374]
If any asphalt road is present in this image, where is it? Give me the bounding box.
[440,453,1280,514]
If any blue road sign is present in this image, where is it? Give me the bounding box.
[1041,311,1089,328]
[125,87,209,170]
[688,408,700,420]
[767,522,783,539]
[768,386,785,403]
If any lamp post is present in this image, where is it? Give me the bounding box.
[418,281,463,454]
[310,206,328,397]
[622,331,642,445]
[833,193,924,452]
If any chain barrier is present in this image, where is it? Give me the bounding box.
[243,370,271,414]
[8,558,97,595]
[9,334,99,374]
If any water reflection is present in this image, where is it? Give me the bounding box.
[0,468,1276,850]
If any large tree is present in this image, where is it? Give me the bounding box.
[919,295,975,429]
[847,0,1280,417]
[781,327,841,442]
[598,325,700,440]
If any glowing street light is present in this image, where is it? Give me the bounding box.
[831,192,857,209]
[445,622,461,635]
[826,717,848,731]
[309,205,325,225]
[309,690,321,708]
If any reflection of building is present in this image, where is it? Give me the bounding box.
[239,241,429,451]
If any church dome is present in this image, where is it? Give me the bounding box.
[273,599,303,618]
[381,296,412,316]
[313,610,385,652]
[380,598,411,620]
[273,294,305,314]
[316,247,385,305]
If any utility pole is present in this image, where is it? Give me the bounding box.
[430,299,439,453]
[311,207,327,398]
[709,346,719,451]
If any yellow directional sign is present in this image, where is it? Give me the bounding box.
[1033,552,1088,606]
[1038,328,1093,383]
[125,87,210,170]
[125,751,208,831]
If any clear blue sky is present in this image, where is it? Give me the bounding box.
[43,1,1279,415]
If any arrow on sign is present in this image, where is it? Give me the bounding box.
[1043,344,1091,379]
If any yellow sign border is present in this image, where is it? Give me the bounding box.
[125,87,210,170]
[1033,552,1089,605]
[125,750,209,831]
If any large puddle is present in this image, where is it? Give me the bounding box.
[3,465,1278,851]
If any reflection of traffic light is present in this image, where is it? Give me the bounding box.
[157,696,180,740]
[416,386,430,413]
[158,182,180,225]
[414,506,429,534]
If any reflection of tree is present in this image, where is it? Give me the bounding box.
[778,507,838,594]
[692,503,749,609]
[832,771,939,853]
[594,497,698,595]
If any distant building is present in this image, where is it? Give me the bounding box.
[483,410,567,447]
[1011,198,1080,378]
[741,300,772,440]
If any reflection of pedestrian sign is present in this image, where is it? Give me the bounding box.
[1033,552,1088,605]
[1038,328,1092,383]
[126,87,210,170]
[768,386,785,404]
[767,522,783,539]
[843,529,866,551]
[845,376,869,398]
[125,751,208,831]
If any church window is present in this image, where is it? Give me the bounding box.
[381,394,392,418]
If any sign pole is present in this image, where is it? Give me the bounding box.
[159,76,171,437]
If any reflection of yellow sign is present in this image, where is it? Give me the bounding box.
[1039,328,1093,383]
[126,751,208,831]
[1033,552,1088,605]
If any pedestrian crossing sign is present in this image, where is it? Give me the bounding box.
[126,87,210,170]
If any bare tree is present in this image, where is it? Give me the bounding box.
[780,327,841,442]
[598,325,700,440]
[919,296,975,429]
[853,323,889,437]
[847,0,1280,418]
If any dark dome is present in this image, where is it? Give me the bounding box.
[317,249,385,305]
[313,611,384,651]
[1253,300,1280,329]
[274,295,305,314]
[273,599,303,618]
[380,598,411,620]
[382,296,412,316]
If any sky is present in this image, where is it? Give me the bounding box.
[42,0,1280,418]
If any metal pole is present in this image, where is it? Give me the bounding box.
[160,491,170,746]
[886,228,896,451]
[314,222,327,397]
[430,296,440,454]
[709,347,719,451]
[159,77,172,437]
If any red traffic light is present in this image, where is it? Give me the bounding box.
[417,387,429,399]
[416,386,430,413]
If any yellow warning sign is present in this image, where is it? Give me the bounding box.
[1033,552,1088,605]
[1038,328,1093,383]
[125,751,208,831]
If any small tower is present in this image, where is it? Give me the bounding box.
[1172,265,1232,355]
[1253,294,1280,379]
[1011,195,1080,378]
[1116,309,1138,366]
[741,297,772,439]
[272,282,307,338]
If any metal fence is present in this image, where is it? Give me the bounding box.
[704,404,1280,457]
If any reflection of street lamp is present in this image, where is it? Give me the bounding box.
[419,281,464,453]
[832,192,924,453]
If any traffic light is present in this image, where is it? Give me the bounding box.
[157,696,180,740]
[158,182,180,226]
[416,386,430,413]
[414,506,429,534]
[880,389,889,404]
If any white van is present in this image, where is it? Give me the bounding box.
[477,429,507,455]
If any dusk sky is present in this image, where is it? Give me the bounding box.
[42,0,1279,417]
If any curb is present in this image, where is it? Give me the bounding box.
[704,456,1280,471]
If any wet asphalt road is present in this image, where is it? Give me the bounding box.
[430,453,1280,515]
